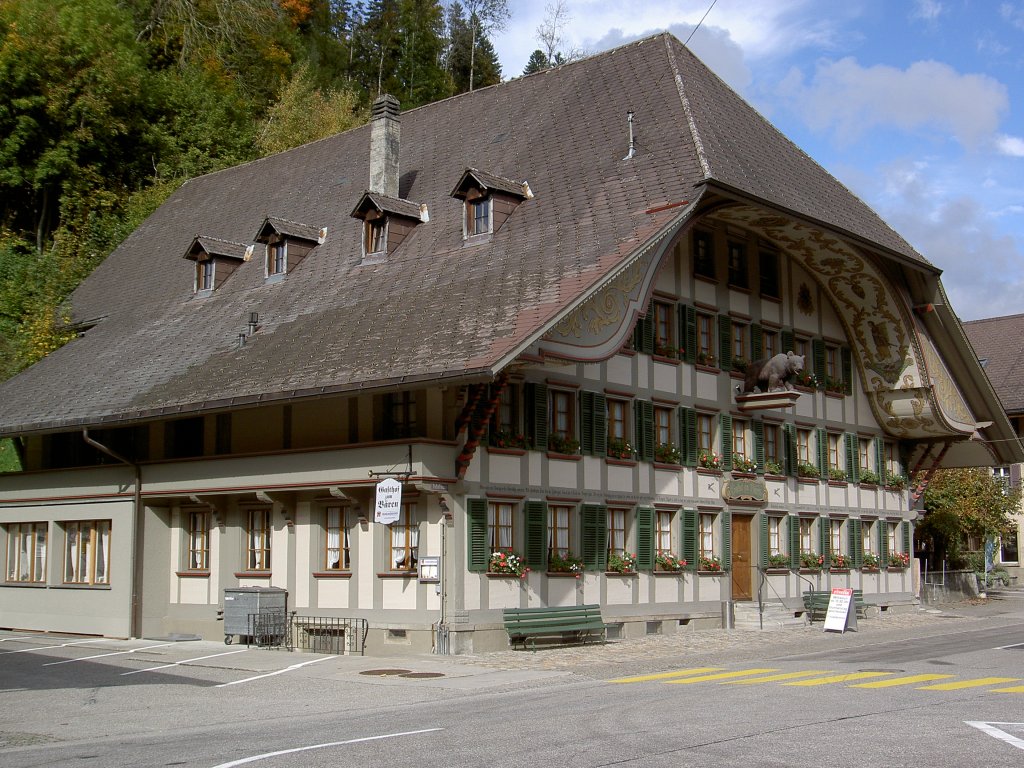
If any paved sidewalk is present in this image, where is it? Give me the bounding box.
[447,592,1024,679]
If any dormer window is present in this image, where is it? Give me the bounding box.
[364,217,387,255]
[253,217,325,281]
[451,168,532,242]
[350,193,427,263]
[468,197,492,237]
[182,236,247,296]
[268,240,287,276]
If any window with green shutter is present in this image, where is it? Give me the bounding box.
[816,427,828,476]
[818,516,830,564]
[679,407,698,466]
[718,315,733,371]
[781,328,795,356]
[581,504,608,572]
[845,432,860,483]
[467,498,489,572]
[635,400,655,462]
[750,323,763,361]
[633,300,655,354]
[783,423,798,476]
[848,519,863,567]
[901,520,912,554]
[873,436,887,485]
[635,506,655,570]
[753,420,765,474]
[841,347,853,395]
[721,510,732,571]
[720,414,733,471]
[579,391,607,456]
[878,519,889,565]
[789,515,801,569]
[812,338,826,390]
[524,500,548,571]
[681,304,697,364]
[525,382,548,450]
[681,508,698,571]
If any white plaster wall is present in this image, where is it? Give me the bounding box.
[382,578,418,609]
[606,576,635,604]
[653,361,680,394]
[695,371,717,401]
[486,577,525,608]
[547,577,579,606]
[294,503,311,609]
[606,355,633,387]
[549,458,579,490]
[488,453,523,485]
[317,579,350,609]
[654,574,682,602]
[654,468,680,496]
[356,522,373,609]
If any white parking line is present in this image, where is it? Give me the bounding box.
[1,638,111,655]
[0,635,35,643]
[121,649,247,676]
[42,643,175,666]
[209,728,443,768]
[966,721,1024,751]
[995,642,1024,650]
[215,655,332,688]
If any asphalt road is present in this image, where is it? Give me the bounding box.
[1,596,1022,767]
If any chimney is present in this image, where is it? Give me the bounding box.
[369,94,400,198]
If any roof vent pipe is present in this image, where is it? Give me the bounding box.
[623,110,636,160]
[248,312,259,336]
[237,333,247,349]
[369,94,401,198]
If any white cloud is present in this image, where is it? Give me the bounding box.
[912,0,944,21]
[777,57,1008,148]
[996,134,1024,156]
[1000,1,1024,30]
[868,161,1024,320]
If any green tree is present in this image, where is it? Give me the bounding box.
[445,2,501,93]
[256,63,366,154]
[918,467,1020,568]
[523,49,549,75]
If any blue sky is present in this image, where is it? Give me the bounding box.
[491,0,1024,322]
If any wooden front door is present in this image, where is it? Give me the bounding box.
[732,514,753,600]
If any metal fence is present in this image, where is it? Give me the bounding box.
[246,612,368,656]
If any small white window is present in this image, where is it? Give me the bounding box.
[268,241,287,276]
[467,197,492,236]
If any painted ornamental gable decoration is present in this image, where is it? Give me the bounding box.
[713,207,981,441]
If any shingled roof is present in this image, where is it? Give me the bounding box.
[963,314,1024,416]
[0,33,935,436]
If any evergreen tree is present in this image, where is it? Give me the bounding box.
[523,49,549,75]
[446,3,501,93]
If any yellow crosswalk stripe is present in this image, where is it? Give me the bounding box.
[850,674,954,688]
[608,668,723,684]
[918,677,1020,691]
[666,668,778,684]
[722,670,833,685]
[784,672,893,686]
[989,685,1024,693]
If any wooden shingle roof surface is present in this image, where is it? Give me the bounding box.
[0,34,931,435]
[963,314,1024,415]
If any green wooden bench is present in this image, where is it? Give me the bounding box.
[802,589,868,622]
[502,604,609,651]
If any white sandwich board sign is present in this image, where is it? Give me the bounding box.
[823,587,858,633]
[374,478,403,524]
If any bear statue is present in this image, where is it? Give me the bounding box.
[741,351,805,394]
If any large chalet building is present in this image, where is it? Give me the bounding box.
[1,34,1019,654]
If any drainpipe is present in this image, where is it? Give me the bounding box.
[83,428,143,639]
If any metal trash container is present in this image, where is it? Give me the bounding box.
[222,586,287,645]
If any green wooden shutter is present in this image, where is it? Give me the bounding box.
[581,504,608,571]
[527,383,548,450]
[580,391,595,455]
[845,432,859,483]
[816,427,828,476]
[784,423,797,477]
[579,392,606,456]
[841,347,853,395]
[849,519,862,567]
[719,413,733,471]
[718,315,732,371]
[758,512,768,569]
[874,437,887,485]
[634,301,655,354]
[636,506,655,570]
[524,500,548,571]
[682,509,698,571]
[467,498,488,572]
[721,510,732,571]
[901,520,912,555]
[682,305,697,363]
[680,407,698,466]
[781,328,795,355]
[812,338,826,389]
[753,420,765,475]
[879,519,889,566]
[751,323,763,361]
[819,516,830,563]
[789,516,801,569]
[636,400,654,461]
